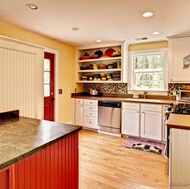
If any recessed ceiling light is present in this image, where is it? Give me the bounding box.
[152,31,160,35]
[96,39,101,43]
[142,12,154,18]
[72,27,79,31]
[26,3,38,10]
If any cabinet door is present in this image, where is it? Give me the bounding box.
[141,111,162,140]
[122,109,139,136]
[75,103,84,126]
[169,37,190,82]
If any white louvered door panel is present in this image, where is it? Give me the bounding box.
[0,38,44,119]
[122,109,139,136]
[141,111,162,140]
[121,102,140,137]
[169,129,190,189]
[141,104,162,141]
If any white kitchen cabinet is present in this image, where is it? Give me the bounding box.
[75,99,84,126]
[141,104,162,140]
[168,37,190,82]
[122,102,140,137]
[83,99,98,129]
[169,128,190,189]
[76,42,128,83]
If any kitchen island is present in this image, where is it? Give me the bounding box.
[0,110,82,189]
[167,114,190,189]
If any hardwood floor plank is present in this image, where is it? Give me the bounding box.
[79,130,168,189]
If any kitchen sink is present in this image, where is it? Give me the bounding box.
[123,98,163,102]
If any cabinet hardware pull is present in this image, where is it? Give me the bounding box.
[90,113,92,115]
[90,121,92,123]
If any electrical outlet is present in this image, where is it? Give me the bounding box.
[68,88,70,93]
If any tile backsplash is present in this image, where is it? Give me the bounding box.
[168,83,190,95]
[84,83,190,95]
[84,83,128,94]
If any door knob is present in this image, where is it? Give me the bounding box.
[51,98,55,101]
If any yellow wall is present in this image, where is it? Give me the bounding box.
[128,40,168,51]
[0,21,83,122]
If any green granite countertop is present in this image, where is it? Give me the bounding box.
[0,116,82,170]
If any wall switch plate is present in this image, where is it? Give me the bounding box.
[59,89,62,94]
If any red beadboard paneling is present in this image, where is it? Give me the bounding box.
[0,165,15,189]
[14,132,79,189]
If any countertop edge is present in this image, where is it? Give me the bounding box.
[71,95,176,105]
[166,114,190,130]
[0,125,82,170]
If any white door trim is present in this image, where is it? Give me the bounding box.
[44,48,59,122]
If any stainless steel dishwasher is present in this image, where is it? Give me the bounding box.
[98,101,121,134]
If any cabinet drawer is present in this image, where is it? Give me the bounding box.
[84,110,98,117]
[84,100,98,106]
[75,99,83,105]
[141,104,162,112]
[84,116,98,129]
[84,105,98,111]
[122,102,139,110]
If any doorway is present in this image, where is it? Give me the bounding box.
[44,52,55,121]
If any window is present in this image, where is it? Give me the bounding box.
[129,49,167,91]
[44,59,50,97]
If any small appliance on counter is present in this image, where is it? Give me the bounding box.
[89,89,99,96]
[179,90,190,102]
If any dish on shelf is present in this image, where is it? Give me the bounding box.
[94,50,103,57]
[94,74,101,78]
[102,77,107,81]
[90,54,100,59]
[108,65,114,69]
[99,63,107,69]
[105,48,115,56]
[81,75,88,80]
[80,52,91,60]
[111,51,121,57]
[80,56,90,60]
[80,65,89,70]
[100,54,110,58]
[100,73,106,77]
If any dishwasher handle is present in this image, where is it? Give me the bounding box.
[98,101,121,108]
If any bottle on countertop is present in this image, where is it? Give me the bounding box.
[133,92,139,99]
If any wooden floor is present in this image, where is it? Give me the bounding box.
[79,130,168,189]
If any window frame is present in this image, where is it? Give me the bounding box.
[128,48,168,92]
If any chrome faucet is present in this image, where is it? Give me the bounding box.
[143,91,148,99]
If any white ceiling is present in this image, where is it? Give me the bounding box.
[1,0,190,47]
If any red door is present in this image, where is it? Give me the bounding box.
[44,52,55,121]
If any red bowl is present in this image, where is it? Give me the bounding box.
[80,56,90,60]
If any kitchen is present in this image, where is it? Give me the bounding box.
[1,0,190,188]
